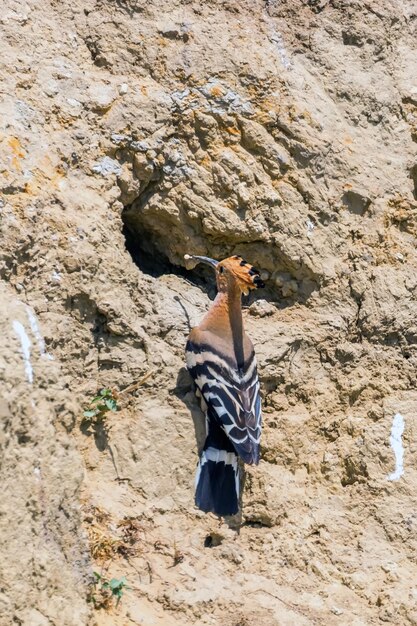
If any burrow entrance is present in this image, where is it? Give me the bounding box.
[121,206,219,299]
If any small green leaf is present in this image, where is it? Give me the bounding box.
[83,410,97,418]
[105,398,118,412]
[93,571,101,581]
[109,578,120,590]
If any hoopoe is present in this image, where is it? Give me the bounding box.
[184,254,264,516]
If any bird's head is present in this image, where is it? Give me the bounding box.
[184,254,264,295]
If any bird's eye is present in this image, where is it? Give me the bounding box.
[219,266,224,274]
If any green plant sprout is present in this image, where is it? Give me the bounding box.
[83,388,119,421]
[89,571,129,609]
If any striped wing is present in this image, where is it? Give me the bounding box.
[186,340,262,464]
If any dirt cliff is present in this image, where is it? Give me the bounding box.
[1,0,417,624]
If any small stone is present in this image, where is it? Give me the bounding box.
[249,300,275,317]
[273,271,291,288]
[133,153,154,180]
[331,607,344,616]
[118,83,128,95]
[381,562,397,573]
[91,157,121,177]
[218,544,244,564]
[111,133,130,145]
[130,140,149,152]
[64,257,80,273]
[281,279,298,298]
[66,98,82,108]
[88,84,117,112]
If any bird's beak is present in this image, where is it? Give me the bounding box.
[184,254,218,269]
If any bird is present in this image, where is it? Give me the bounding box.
[184,253,264,516]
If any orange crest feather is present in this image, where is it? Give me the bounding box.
[219,255,264,294]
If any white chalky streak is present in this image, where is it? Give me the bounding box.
[270,32,291,70]
[12,320,33,384]
[387,413,405,481]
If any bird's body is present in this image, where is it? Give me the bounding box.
[185,255,263,516]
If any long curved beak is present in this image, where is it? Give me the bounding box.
[184,254,218,269]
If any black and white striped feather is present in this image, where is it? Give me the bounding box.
[186,340,262,465]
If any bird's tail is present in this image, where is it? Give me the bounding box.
[195,413,239,517]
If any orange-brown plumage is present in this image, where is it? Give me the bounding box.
[189,255,263,367]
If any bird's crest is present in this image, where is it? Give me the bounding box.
[184,253,265,295]
[219,255,265,294]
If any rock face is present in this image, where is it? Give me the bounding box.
[0,284,90,625]
[1,0,417,624]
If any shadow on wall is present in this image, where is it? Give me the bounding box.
[170,367,206,454]
[410,163,417,201]
[122,218,217,296]
[122,220,184,278]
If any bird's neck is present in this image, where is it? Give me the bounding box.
[200,284,245,367]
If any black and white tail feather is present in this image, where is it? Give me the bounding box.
[194,404,240,516]
[186,340,262,516]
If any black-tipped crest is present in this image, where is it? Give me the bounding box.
[253,275,265,288]
[220,256,265,292]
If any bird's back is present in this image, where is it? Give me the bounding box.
[186,325,262,465]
